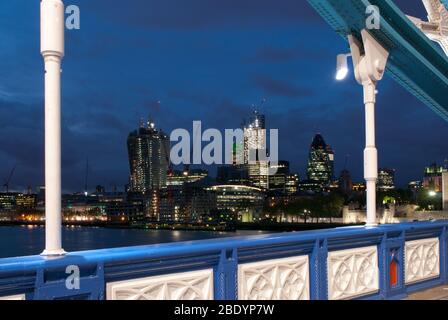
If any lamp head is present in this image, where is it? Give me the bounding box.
[336,53,350,81]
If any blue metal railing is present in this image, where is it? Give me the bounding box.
[0,221,447,300]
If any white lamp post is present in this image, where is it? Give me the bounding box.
[337,29,389,227]
[41,0,65,255]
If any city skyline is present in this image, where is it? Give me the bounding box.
[5,113,445,194]
[0,0,447,192]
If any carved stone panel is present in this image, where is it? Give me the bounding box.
[405,237,440,284]
[0,294,25,300]
[327,246,379,300]
[106,269,213,300]
[238,255,310,300]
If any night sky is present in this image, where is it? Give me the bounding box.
[0,0,447,192]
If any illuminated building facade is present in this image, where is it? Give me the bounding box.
[306,134,334,188]
[286,174,299,195]
[158,188,187,222]
[243,111,269,189]
[298,180,324,193]
[206,185,264,222]
[127,119,170,193]
[15,194,37,213]
[268,161,289,193]
[159,182,217,223]
[0,193,37,212]
[0,193,38,221]
[167,167,208,187]
[423,163,446,192]
[378,168,396,191]
[268,161,298,195]
[0,193,16,212]
[352,182,366,192]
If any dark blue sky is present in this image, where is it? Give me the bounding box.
[0,0,447,192]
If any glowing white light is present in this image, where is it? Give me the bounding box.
[336,54,349,81]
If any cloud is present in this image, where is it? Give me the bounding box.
[83,0,320,30]
[248,46,330,64]
[0,0,442,191]
[253,74,313,98]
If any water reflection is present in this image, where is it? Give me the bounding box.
[0,226,272,259]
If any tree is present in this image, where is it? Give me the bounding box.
[416,189,442,211]
[266,194,345,224]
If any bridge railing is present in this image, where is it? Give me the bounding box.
[0,221,447,300]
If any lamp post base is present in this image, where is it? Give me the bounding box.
[41,249,66,256]
[365,223,378,228]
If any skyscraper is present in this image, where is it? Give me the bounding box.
[268,160,290,194]
[127,119,170,193]
[243,110,269,189]
[423,163,446,192]
[306,133,334,188]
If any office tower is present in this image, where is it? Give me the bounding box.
[378,168,396,191]
[15,193,37,210]
[127,119,170,193]
[306,133,334,188]
[285,173,299,195]
[243,110,269,189]
[268,161,290,194]
[423,163,446,192]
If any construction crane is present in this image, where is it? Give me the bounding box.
[251,98,267,114]
[3,166,16,193]
[84,157,89,196]
[343,154,351,170]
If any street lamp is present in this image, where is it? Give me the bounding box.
[335,54,351,81]
[336,30,389,227]
[41,0,65,255]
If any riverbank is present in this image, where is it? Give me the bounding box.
[0,220,355,232]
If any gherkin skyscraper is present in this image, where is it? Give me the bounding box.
[306,134,334,187]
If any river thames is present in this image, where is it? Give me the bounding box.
[0,225,272,258]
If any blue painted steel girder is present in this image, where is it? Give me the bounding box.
[307,0,448,121]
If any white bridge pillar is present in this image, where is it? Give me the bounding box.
[363,82,378,226]
[41,0,65,255]
[348,30,389,227]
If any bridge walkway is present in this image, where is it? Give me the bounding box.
[406,286,448,300]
